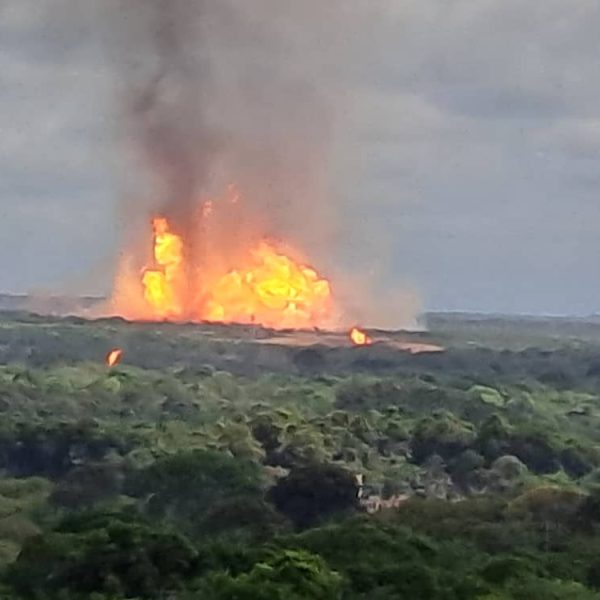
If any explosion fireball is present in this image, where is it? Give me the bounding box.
[105,2,389,333]
[112,188,336,330]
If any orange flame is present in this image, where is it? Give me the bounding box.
[203,240,332,328]
[350,327,372,346]
[142,217,185,319]
[106,348,124,367]
[130,209,333,329]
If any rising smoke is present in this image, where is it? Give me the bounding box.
[101,0,420,329]
[108,0,340,250]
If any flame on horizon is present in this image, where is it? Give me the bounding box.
[350,327,372,346]
[111,188,336,329]
[101,2,421,333]
[142,217,185,318]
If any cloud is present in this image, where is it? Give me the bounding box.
[1,0,600,315]
[367,0,600,118]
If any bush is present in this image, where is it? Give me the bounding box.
[268,463,358,529]
[126,449,264,535]
[411,412,476,464]
[7,511,198,598]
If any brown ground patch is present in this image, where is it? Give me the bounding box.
[254,330,444,354]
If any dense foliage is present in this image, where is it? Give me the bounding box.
[0,312,599,597]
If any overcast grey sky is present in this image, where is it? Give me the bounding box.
[1,1,600,315]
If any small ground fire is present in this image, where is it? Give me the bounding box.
[350,327,373,346]
[106,348,123,367]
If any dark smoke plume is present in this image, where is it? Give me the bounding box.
[101,0,420,328]
[107,0,349,251]
[119,1,215,227]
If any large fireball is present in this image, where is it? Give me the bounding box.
[111,188,335,329]
[202,240,332,328]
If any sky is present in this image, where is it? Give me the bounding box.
[1,0,600,316]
